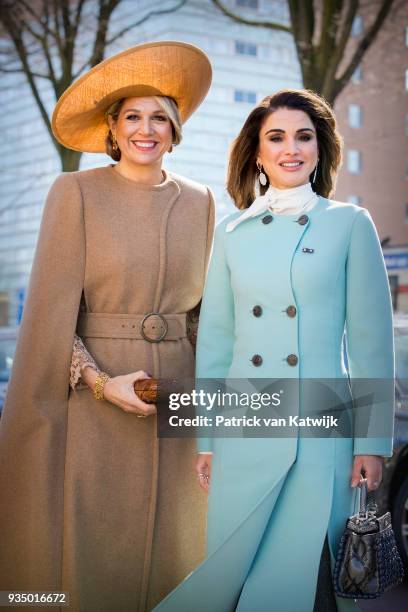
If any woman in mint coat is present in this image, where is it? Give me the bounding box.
[154,90,394,612]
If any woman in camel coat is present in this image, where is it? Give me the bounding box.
[0,42,214,612]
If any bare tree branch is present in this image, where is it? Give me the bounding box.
[0,7,55,147]
[83,0,120,71]
[106,0,189,45]
[18,0,59,41]
[211,0,396,104]
[333,0,395,99]
[211,0,291,33]
[51,0,65,57]
[318,0,339,64]
[0,65,51,79]
[41,0,58,89]
[74,0,189,79]
[72,0,87,40]
[288,0,315,88]
[15,16,44,43]
[321,0,358,99]
[60,0,72,43]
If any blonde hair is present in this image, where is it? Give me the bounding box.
[105,95,182,161]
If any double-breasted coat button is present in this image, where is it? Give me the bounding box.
[253,305,263,317]
[251,354,263,366]
[297,214,309,226]
[262,215,273,225]
[286,354,298,366]
[286,305,297,318]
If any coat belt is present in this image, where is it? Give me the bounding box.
[76,312,187,342]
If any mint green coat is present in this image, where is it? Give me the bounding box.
[154,197,394,612]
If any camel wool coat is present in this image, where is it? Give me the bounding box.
[0,166,215,612]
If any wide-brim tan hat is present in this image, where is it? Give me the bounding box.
[52,40,212,153]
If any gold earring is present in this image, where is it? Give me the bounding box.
[168,145,173,154]
[111,133,119,152]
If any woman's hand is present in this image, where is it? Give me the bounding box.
[196,453,212,492]
[103,371,157,416]
[350,455,384,491]
[83,366,156,416]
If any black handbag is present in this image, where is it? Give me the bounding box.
[333,478,405,599]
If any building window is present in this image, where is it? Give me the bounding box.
[236,0,258,8]
[406,69,408,91]
[351,65,362,83]
[347,150,362,174]
[406,25,408,46]
[405,114,408,135]
[405,203,408,223]
[235,40,257,56]
[348,103,363,128]
[351,15,363,37]
[234,90,257,104]
[347,195,362,205]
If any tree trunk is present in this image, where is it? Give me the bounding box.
[60,147,82,172]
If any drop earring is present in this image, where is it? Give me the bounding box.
[312,159,319,184]
[111,133,119,152]
[257,162,267,186]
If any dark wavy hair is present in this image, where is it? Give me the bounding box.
[227,89,343,209]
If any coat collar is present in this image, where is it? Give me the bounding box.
[226,183,319,233]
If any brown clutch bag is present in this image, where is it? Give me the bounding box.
[133,378,180,404]
[133,378,158,404]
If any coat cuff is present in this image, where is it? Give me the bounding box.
[353,437,393,458]
[196,438,214,454]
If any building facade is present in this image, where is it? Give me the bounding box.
[334,0,408,311]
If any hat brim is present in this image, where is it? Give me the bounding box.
[51,41,212,153]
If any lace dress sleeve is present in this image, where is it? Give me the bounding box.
[70,334,101,390]
[186,301,201,355]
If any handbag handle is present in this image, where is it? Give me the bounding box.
[359,478,368,517]
[358,478,378,518]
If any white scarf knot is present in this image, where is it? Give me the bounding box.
[226,182,318,233]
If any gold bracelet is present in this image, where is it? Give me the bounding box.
[93,372,110,401]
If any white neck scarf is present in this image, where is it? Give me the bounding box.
[226,182,318,233]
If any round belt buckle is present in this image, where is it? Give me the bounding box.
[140,313,168,343]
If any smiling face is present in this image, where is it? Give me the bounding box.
[108,97,173,170]
[257,107,319,190]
